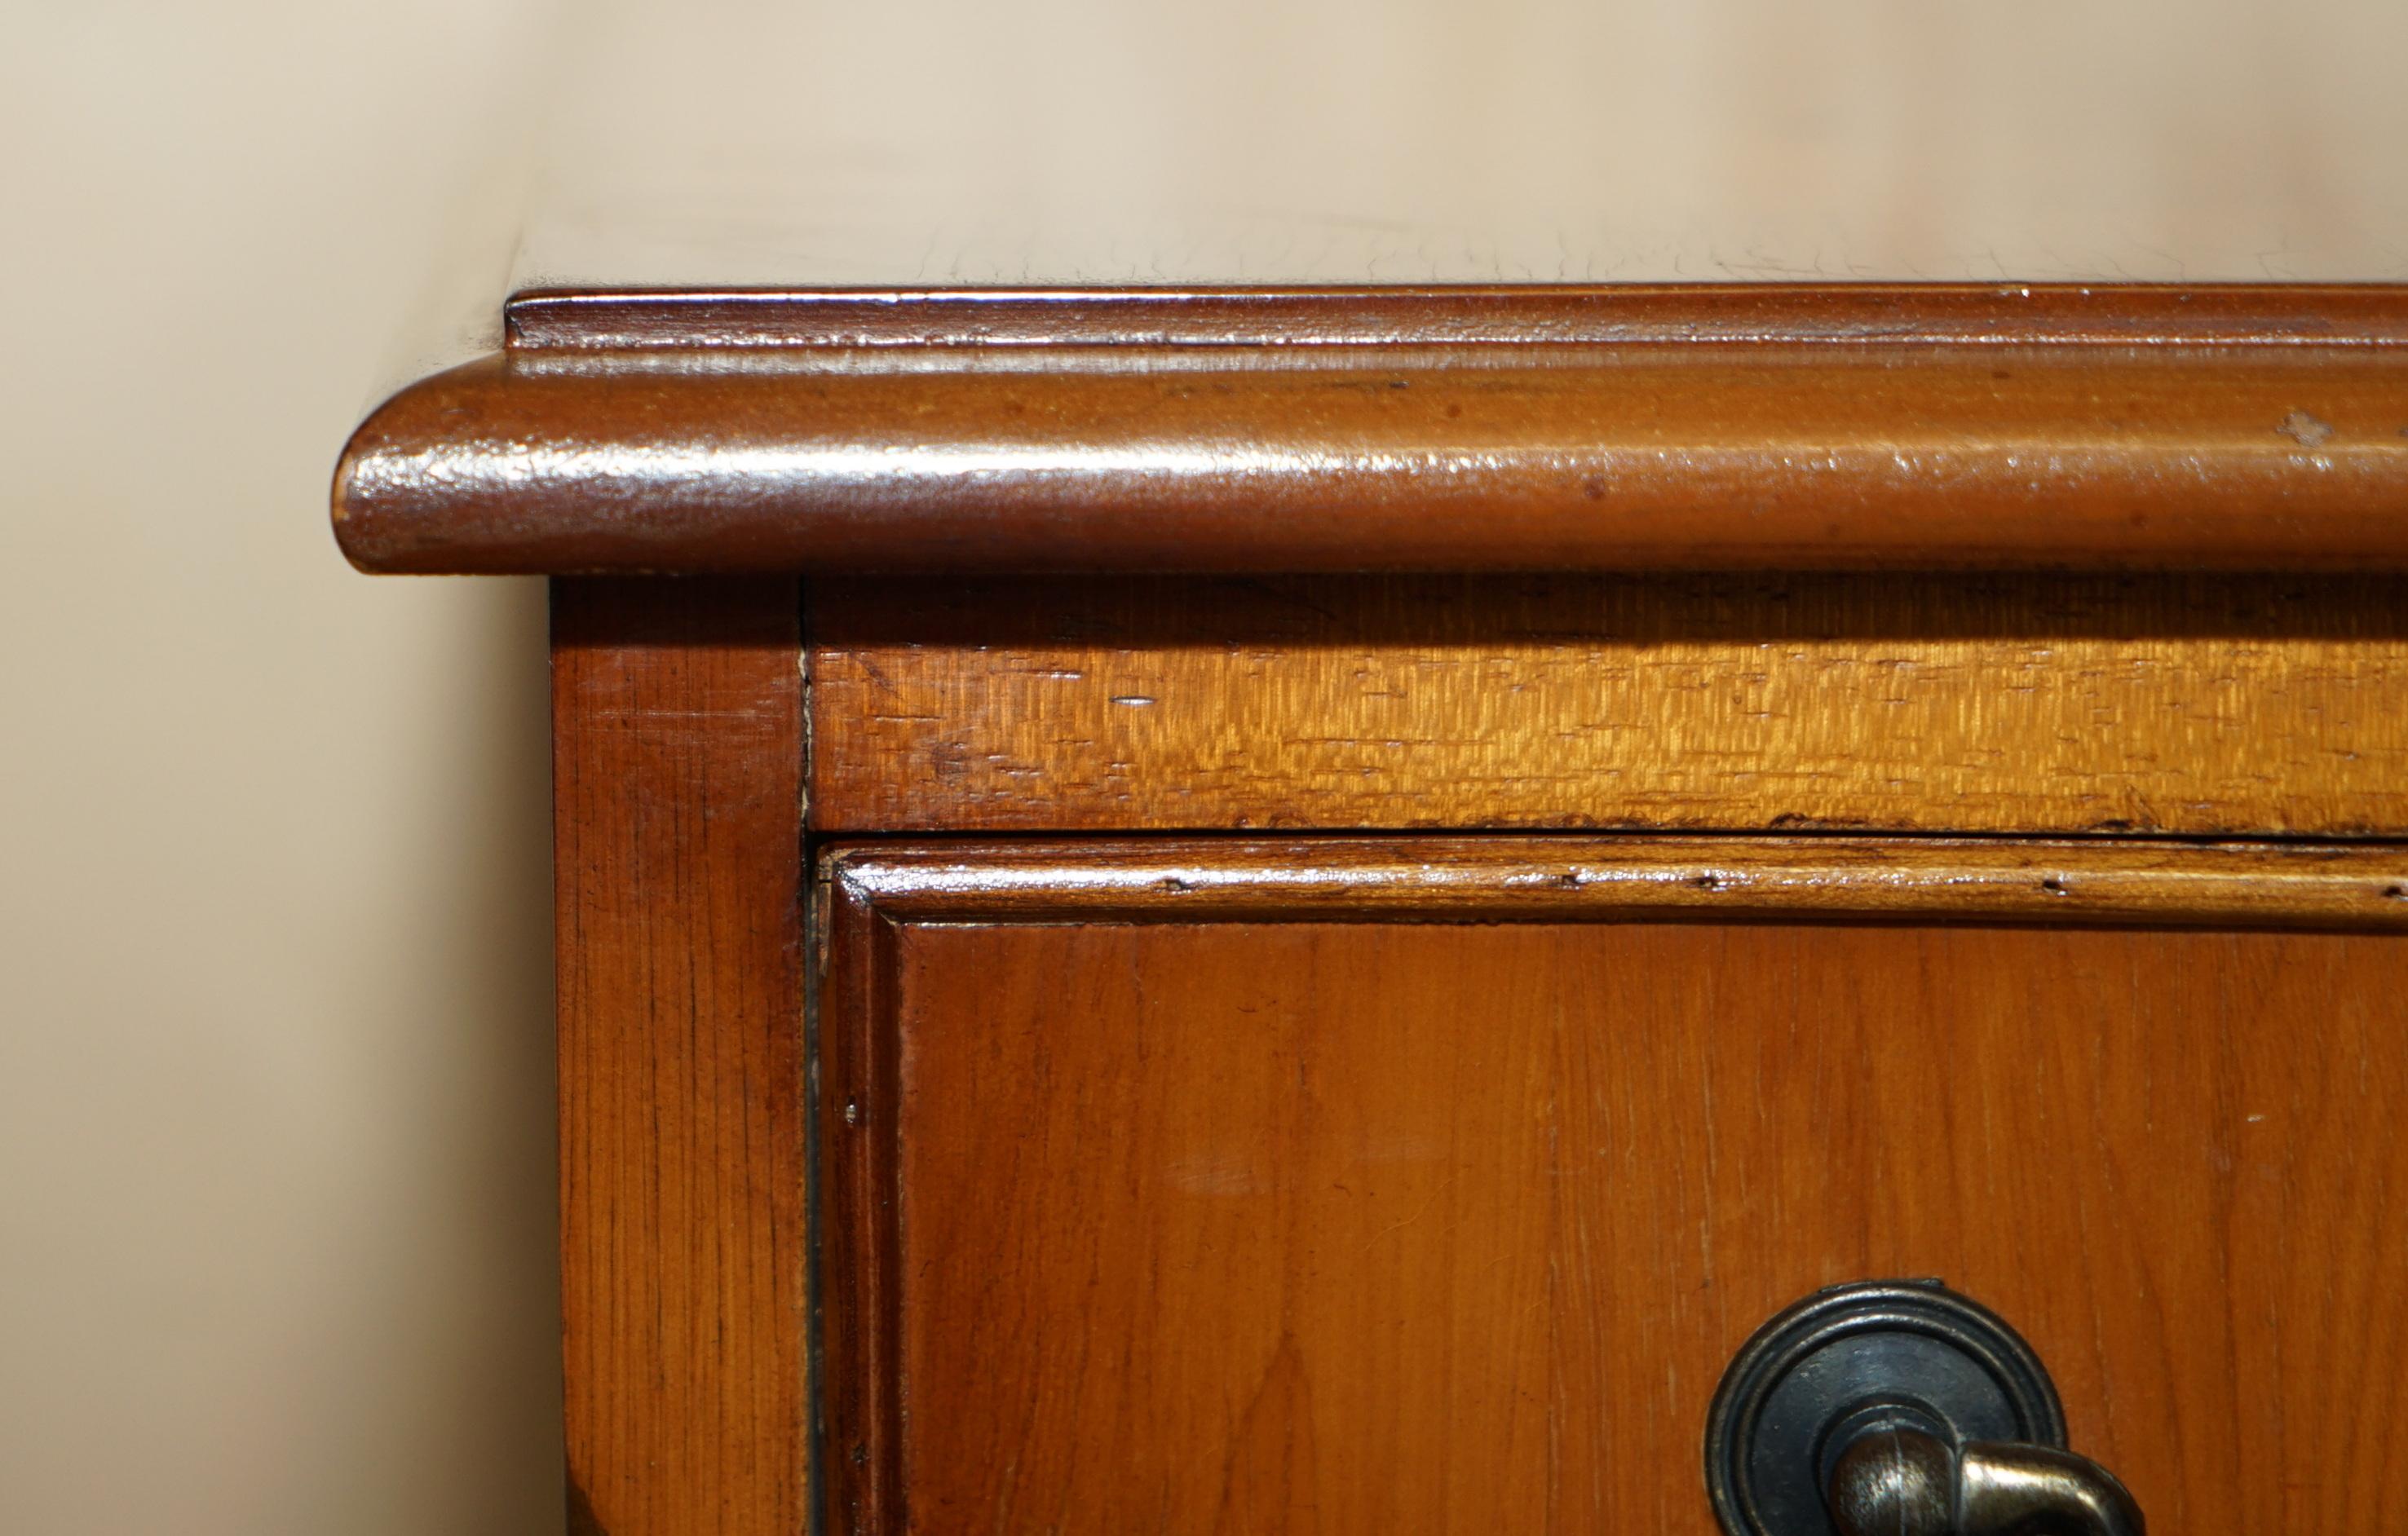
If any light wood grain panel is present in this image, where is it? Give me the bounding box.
[808,574,2408,836]
[553,579,807,1536]
[820,838,2408,1536]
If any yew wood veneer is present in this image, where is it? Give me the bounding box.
[340,285,2408,1536]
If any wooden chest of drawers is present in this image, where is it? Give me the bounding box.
[340,285,2408,1536]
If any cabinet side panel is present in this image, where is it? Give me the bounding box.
[553,578,806,1536]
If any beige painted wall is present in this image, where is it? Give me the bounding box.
[2,5,565,1531]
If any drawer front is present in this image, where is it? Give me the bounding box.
[816,837,2408,1535]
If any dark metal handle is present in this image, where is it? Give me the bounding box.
[1827,1424,2145,1536]
[1705,1282,2149,1536]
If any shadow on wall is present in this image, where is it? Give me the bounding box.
[382,581,563,1536]
[251,580,564,1533]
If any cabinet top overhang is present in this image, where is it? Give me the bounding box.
[335,284,2408,575]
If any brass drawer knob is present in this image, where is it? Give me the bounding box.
[1827,1423,2141,1536]
[1706,1281,2144,1536]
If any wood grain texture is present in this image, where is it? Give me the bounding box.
[553,579,807,1536]
[819,837,2408,1536]
[506,284,2408,351]
[334,293,2408,577]
[808,574,2408,837]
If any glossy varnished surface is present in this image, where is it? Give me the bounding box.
[506,284,2408,350]
[809,575,2408,836]
[823,837,2408,927]
[334,290,2408,575]
[817,838,2408,1535]
[552,580,807,1536]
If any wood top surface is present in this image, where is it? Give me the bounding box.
[335,285,2408,575]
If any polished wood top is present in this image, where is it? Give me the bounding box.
[517,0,2408,289]
[336,285,2408,575]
